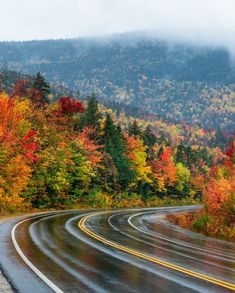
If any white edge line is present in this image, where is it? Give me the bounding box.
[9,205,201,293]
[127,210,235,260]
[11,217,64,293]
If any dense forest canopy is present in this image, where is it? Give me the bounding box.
[0,29,234,240]
[0,76,222,203]
[0,68,231,148]
[0,72,234,240]
[0,33,234,132]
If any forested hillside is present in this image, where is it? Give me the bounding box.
[0,69,230,148]
[0,34,234,132]
[0,71,234,239]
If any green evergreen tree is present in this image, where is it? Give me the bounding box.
[141,125,157,160]
[142,125,157,147]
[128,120,142,136]
[78,95,102,132]
[77,95,102,140]
[102,113,115,143]
[32,72,50,104]
[175,144,185,164]
[79,95,101,128]
[157,145,164,157]
[102,114,135,189]
[97,153,119,192]
[198,147,212,167]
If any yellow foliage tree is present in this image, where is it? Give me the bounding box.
[127,135,152,184]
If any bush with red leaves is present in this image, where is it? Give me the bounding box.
[20,130,40,163]
[12,79,31,98]
[59,96,84,116]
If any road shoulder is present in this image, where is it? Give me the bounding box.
[0,219,13,292]
[0,271,13,293]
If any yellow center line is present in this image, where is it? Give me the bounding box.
[78,212,235,291]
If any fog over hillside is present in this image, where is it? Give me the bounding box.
[0,32,234,132]
[1,31,235,83]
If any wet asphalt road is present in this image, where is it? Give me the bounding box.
[0,206,235,293]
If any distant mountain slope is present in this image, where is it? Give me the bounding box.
[0,68,231,148]
[0,33,234,131]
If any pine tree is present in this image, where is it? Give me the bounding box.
[77,95,102,140]
[128,120,142,136]
[157,145,164,158]
[32,72,50,105]
[97,153,119,192]
[102,114,135,189]
[102,113,115,144]
[142,125,157,147]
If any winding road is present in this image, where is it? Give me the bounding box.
[0,206,235,292]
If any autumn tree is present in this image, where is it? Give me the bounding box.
[127,135,152,184]
[175,162,190,194]
[150,146,176,193]
[0,93,38,211]
[12,79,31,98]
[126,135,153,198]
[23,144,71,208]
[202,137,235,239]
[58,96,84,116]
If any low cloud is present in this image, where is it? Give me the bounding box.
[1,0,235,53]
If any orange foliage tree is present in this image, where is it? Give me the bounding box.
[150,146,176,192]
[0,93,39,211]
[203,137,235,239]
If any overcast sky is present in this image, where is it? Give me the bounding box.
[1,0,235,50]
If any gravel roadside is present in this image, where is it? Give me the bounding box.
[0,271,13,293]
[0,210,59,293]
[0,219,13,292]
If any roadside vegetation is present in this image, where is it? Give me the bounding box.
[166,140,235,241]
[0,73,234,241]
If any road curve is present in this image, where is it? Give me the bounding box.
[0,206,234,292]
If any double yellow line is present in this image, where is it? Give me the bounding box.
[78,212,235,291]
